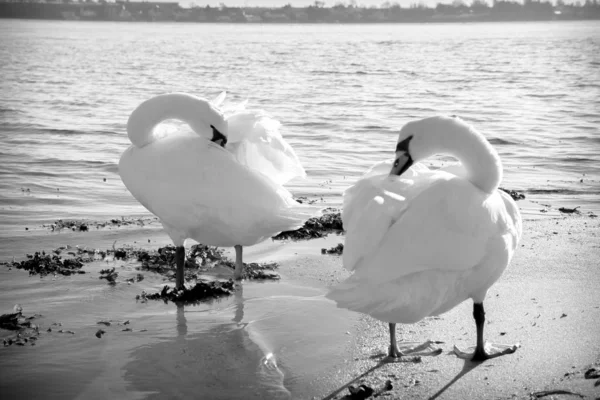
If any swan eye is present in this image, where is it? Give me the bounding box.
[393,160,399,167]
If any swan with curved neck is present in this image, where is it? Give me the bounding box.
[127,93,228,148]
[119,92,311,289]
[327,115,522,362]
[389,115,502,193]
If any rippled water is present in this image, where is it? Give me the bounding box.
[0,19,599,399]
[0,20,599,235]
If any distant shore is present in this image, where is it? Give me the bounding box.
[1,0,599,24]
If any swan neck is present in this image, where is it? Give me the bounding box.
[126,93,214,148]
[435,125,502,194]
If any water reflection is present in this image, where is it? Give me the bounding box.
[122,280,356,399]
[0,270,357,400]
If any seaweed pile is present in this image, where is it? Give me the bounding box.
[1,306,41,347]
[558,206,580,214]
[499,187,526,201]
[273,212,344,240]
[239,262,280,280]
[43,217,158,232]
[1,251,87,277]
[99,267,119,284]
[322,243,344,255]
[136,280,236,304]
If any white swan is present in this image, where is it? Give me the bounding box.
[327,116,522,361]
[119,92,313,288]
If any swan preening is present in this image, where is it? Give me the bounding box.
[119,92,313,288]
[327,115,522,361]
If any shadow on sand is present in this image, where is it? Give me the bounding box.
[427,357,482,400]
[320,352,483,400]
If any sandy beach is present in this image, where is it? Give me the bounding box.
[294,215,600,400]
[1,211,599,399]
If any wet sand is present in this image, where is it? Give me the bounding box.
[302,216,600,400]
[1,215,599,399]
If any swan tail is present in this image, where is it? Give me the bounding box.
[225,106,306,186]
[326,270,466,324]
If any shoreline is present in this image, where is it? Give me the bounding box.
[0,214,598,399]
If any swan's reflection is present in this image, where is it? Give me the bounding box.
[176,303,187,337]
[233,283,244,325]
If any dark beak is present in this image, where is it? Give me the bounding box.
[389,152,413,176]
[210,125,227,147]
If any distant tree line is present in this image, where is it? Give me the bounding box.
[1,0,599,22]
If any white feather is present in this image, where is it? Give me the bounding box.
[119,93,313,247]
[327,116,522,324]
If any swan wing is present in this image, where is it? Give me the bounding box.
[351,175,503,283]
[341,162,433,271]
[225,107,306,185]
[343,189,407,272]
[119,129,311,246]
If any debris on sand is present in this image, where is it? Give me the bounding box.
[99,267,118,284]
[322,243,344,255]
[558,206,581,214]
[125,274,144,284]
[529,390,584,399]
[240,262,280,280]
[4,243,280,286]
[295,196,318,205]
[46,219,89,232]
[273,212,344,240]
[135,244,224,273]
[1,306,41,347]
[584,367,600,380]
[44,217,158,232]
[95,329,106,338]
[342,380,393,399]
[499,187,526,201]
[136,280,236,304]
[0,251,87,277]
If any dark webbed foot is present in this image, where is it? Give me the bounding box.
[454,302,520,362]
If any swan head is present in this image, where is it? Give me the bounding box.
[389,115,463,177]
[196,100,228,147]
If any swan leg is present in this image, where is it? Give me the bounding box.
[454,302,520,361]
[175,245,185,290]
[234,245,244,280]
[388,323,442,359]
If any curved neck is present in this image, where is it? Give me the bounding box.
[126,93,220,148]
[430,121,502,194]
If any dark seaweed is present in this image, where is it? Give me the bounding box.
[1,310,41,347]
[1,251,87,277]
[273,212,344,240]
[136,280,236,305]
[499,187,526,201]
[321,243,344,255]
[558,206,581,214]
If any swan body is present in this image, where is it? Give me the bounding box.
[327,116,522,361]
[119,93,312,285]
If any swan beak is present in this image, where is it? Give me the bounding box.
[389,152,413,176]
[210,125,227,147]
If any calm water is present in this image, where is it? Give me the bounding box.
[1,20,599,236]
[0,240,358,399]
